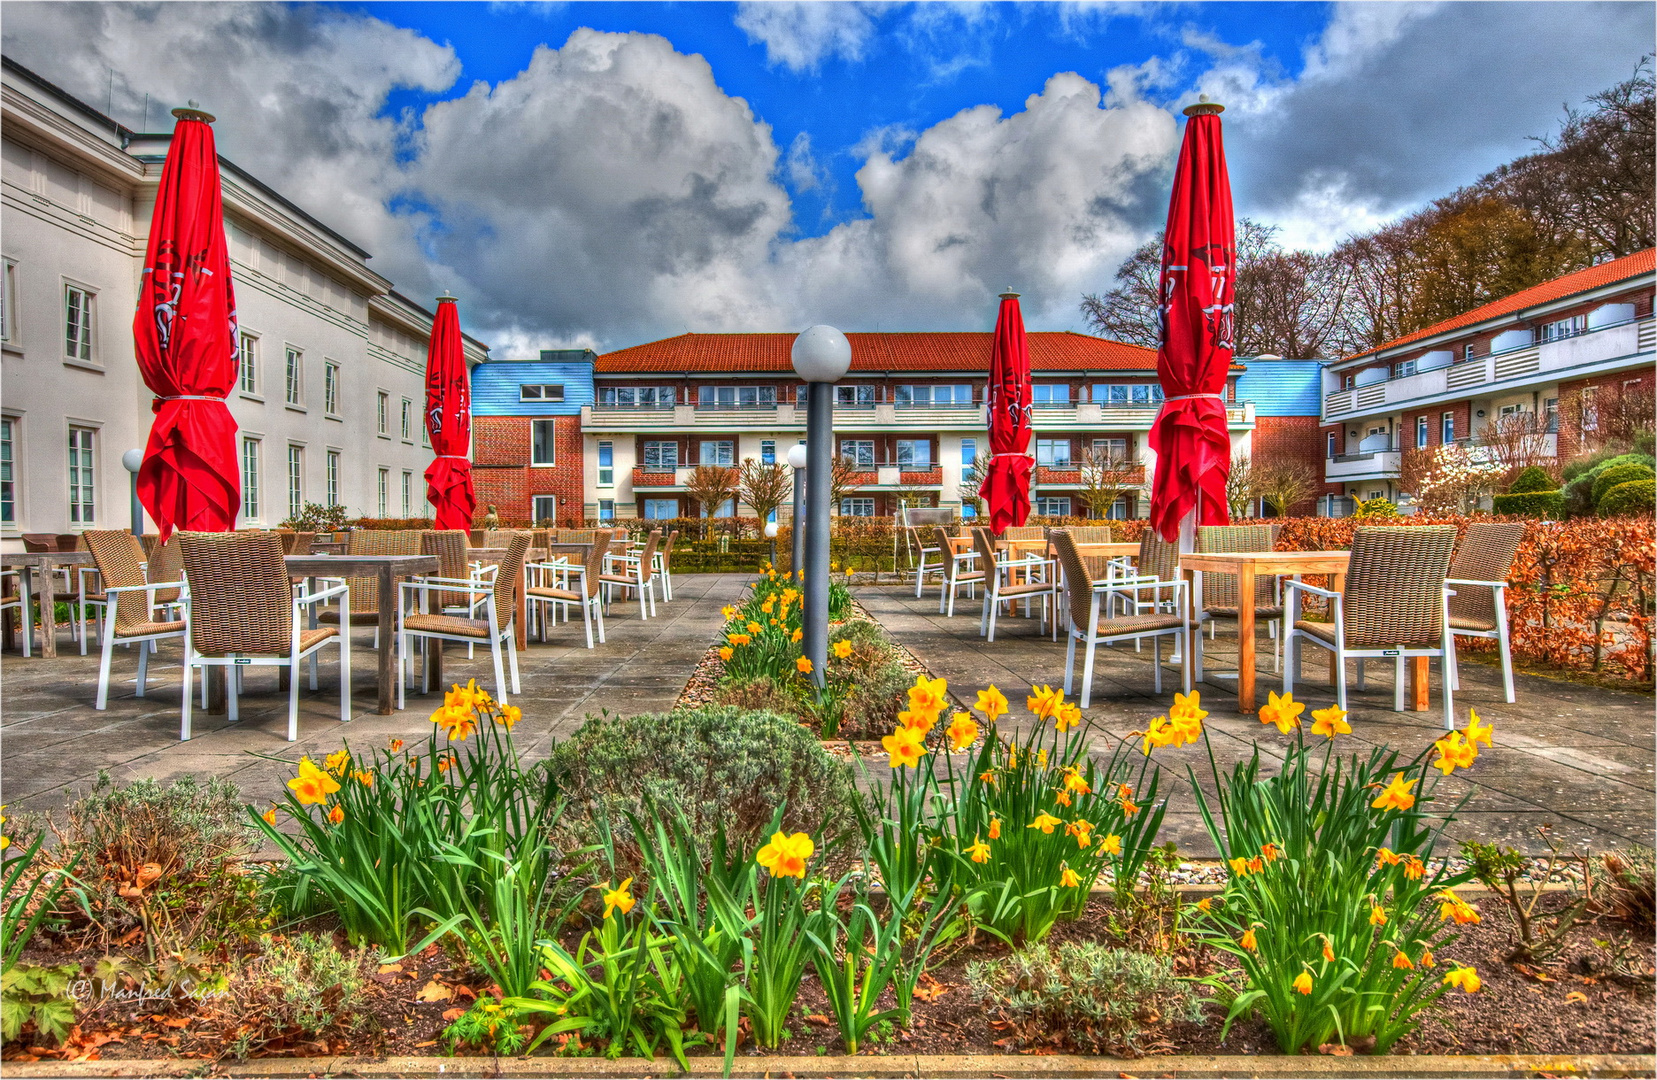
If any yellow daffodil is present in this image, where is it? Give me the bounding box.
[1438,889,1481,925]
[979,768,997,785]
[1171,690,1207,724]
[1229,856,1250,877]
[899,707,939,734]
[1260,842,1282,863]
[966,837,991,863]
[975,686,1008,721]
[1432,731,1478,775]
[1053,701,1082,732]
[1464,709,1493,750]
[728,633,751,646]
[324,749,350,775]
[719,646,734,661]
[353,770,374,787]
[721,605,738,621]
[432,703,477,742]
[1247,856,1264,874]
[327,803,345,825]
[1369,905,1388,927]
[600,877,636,918]
[791,628,803,643]
[1061,767,1091,795]
[1101,833,1122,856]
[262,805,279,826]
[832,640,853,660]
[1293,971,1313,995]
[1421,950,1436,968]
[388,738,405,753]
[1060,866,1081,888]
[1402,855,1425,880]
[747,621,763,635]
[1392,949,1415,970]
[946,711,978,752]
[1371,772,1418,812]
[287,758,341,806]
[882,725,928,769]
[1259,690,1304,734]
[1195,897,1212,912]
[1027,811,1063,834]
[756,831,814,878]
[1443,965,1481,993]
[796,657,813,675]
[1310,705,1350,739]
[1065,819,1094,848]
[499,704,521,730]
[1027,684,1064,720]
[1375,847,1401,867]
[1240,927,1258,951]
[1054,788,1073,808]
[1322,938,1335,963]
[988,817,1002,839]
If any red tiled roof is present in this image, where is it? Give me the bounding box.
[1345,248,1655,362]
[594,331,1167,374]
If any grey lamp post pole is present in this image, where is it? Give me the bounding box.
[786,442,807,580]
[121,449,145,536]
[791,326,851,689]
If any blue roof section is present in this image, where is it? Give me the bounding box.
[472,351,595,416]
[1234,359,1325,417]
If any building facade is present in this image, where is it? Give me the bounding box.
[1318,249,1655,511]
[0,57,487,545]
[471,351,595,526]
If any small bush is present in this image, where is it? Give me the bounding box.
[1562,453,1656,515]
[712,675,803,718]
[1595,847,1655,929]
[1507,466,1556,494]
[227,933,374,1051]
[280,501,351,532]
[1592,463,1656,508]
[966,942,1203,1055]
[1599,478,1656,517]
[549,706,858,858]
[1491,490,1564,517]
[1351,498,1398,519]
[837,660,913,740]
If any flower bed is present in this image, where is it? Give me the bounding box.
[3,674,1652,1066]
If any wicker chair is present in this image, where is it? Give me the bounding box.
[83,530,188,710]
[901,506,955,598]
[1000,525,1045,542]
[1051,529,1193,706]
[601,529,661,620]
[0,571,22,656]
[1284,525,1458,727]
[527,531,613,648]
[418,531,487,647]
[317,530,425,642]
[1445,522,1526,703]
[398,532,529,706]
[142,537,186,621]
[1197,524,1283,673]
[654,528,680,601]
[972,527,1056,642]
[934,525,983,616]
[177,530,349,741]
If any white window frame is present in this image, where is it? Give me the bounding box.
[896,439,931,470]
[532,419,557,466]
[1539,314,1587,343]
[238,331,260,397]
[1033,495,1071,517]
[961,438,977,466]
[641,498,678,520]
[325,450,341,507]
[699,439,734,466]
[760,439,776,464]
[1091,437,1129,462]
[1441,412,1455,443]
[840,497,876,517]
[67,424,96,524]
[532,495,559,523]
[642,441,678,469]
[324,360,340,416]
[1031,384,1069,407]
[1416,416,1428,449]
[597,498,615,521]
[0,415,17,526]
[840,440,874,467]
[0,258,16,345]
[519,384,566,403]
[833,385,875,407]
[401,398,413,442]
[597,440,614,486]
[376,467,389,517]
[1327,432,1338,458]
[1581,385,1600,431]
[1035,439,1071,468]
[286,444,304,519]
[377,391,390,437]
[401,470,412,517]
[64,281,96,364]
[241,436,261,522]
[284,346,304,407]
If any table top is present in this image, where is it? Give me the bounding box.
[1007,538,1139,558]
[1179,550,1351,574]
[284,554,440,575]
[2,551,94,567]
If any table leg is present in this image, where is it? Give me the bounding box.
[1408,656,1430,711]
[2,571,16,652]
[515,572,528,651]
[1237,565,1257,713]
[36,564,59,658]
[376,567,396,715]
[207,667,227,714]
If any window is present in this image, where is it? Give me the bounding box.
[326,451,340,507]
[1416,416,1428,449]
[642,441,678,469]
[1035,439,1072,468]
[704,497,737,518]
[961,503,977,519]
[597,441,614,485]
[401,471,412,516]
[699,440,734,466]
[400,399,413,441]
[377,391,389,436]
[532,495,558,523]
[241,437,260,520]
[1538,315,1587,343]
[532,419,556,465]
[286,445,303,518]
[1091,437,1129,462]
[0,417,14,524]
[760,439,776,464]
[64,284,94,362]
[1441,412,1455,443]
[1094,385,1128,406]
[67,426,95,523]
[1581,385,1599,431]
[321,361,339,415]
[519,384,566,402]
[598,499,615,521]
[896,439,930,469]
[1132,384,1165,406]
[284,347,303,405]
[1463,343,1476,362]
[1326,432,1338,458]
[238,332,259,394]
[1106,496,1130,521]
[376,468,388,517]
[421,421,430,448]
[1543,397,1559,433]
[833,385,875,406]
[1031,384,1069,407]
[0,259,15,343]
[895,384,972,407]
[1498,403,1523,420]
[961,438,977,466]
[1034,496,1071,517]
[642,498,678,519]
[598,385,675,408]
[697,385,776,408]
[840,497,876,517]
[1342,374,1356,391]
[1394,359,1416,378]
[840,440,874,467]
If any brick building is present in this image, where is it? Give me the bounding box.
[470,350,594,525]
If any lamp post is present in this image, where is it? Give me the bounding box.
[791,325,851,688]
[121,449,145,536]
[786,442,808,579]
[763,520,779,569]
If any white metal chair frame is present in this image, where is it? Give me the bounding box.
[1445,576,1515,703]
[601,549,658,620]
[94,579,188,710]
[180,581,351,742]
[76,566,105,654]
[979,552,1057,642]
[396,577,521,707]
[1063,577,1195,707]
[1282,580,1457,728]
[2,570,30,658]
[938,545,982,616]
[527,557,607,649]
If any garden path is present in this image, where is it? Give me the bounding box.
[857,584,1656,858]
[0,573,750,818]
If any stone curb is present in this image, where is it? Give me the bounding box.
[5,1053,1652,1079]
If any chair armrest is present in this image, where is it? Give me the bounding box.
[1445,578,1507,591]
[400,579,492,598]
[416,575,484,587]
[295,582,348,606]
[1283,580,1340,600]
[104,580,188,596]
[998,555,1052,569]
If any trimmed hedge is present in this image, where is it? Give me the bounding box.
[1507,466,1556,494]
[1594,463,1657,510]
[1598,479,1656,518]
[1491,490,1565,517]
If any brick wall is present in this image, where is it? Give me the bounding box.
[470,415,585,525]
[1253,415,1335,511]
[1556,367,1656,461]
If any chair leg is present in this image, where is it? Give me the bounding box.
[507,628,521,695]
[1180,629,1193,694]
[490,635,508,705]
[987,589,1000,642]
[582,601,594,649]
[180,652,194,741]
[1447,634,1461,690]
[1284,631,1297,698]
[340,629,351,722]
[637,581,647,621]
[1334,647,1348,711]
[95,613,118,710]
[1355,658,1366,692]
[1080,636,1098,709]
[1442,628,1456,729]
[288,655,300,742]
[227,664,240,724]
[1496,615,1515,703]
[1064,632,1077,695]
[1394,656,1406,712]
[135,637,149,698]
[397,631,409,710]
[939,576,949,615]
[595,597,607,644]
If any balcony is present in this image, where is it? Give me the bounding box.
[628,464,738,489]
[841,463,944,489]
[1324,317,1654,422]
[1034,463,1147,486]
[1326,449,1401,483]
[585,398,1259,431]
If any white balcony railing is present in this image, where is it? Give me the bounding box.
[1326,450,1402,482]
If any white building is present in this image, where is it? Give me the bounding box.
[0,57,487,547]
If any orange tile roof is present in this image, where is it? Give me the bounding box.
[595,331,1172,374]
[1345,248,1655,362]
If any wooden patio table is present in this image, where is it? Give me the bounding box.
[1,551,94,657]
[284,553,439,715]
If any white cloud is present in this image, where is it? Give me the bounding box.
[783,131,826,193]
[733,1,886,72]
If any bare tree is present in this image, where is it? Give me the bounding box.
[829,456,861,516]
[737,458,790,525]
[958,454,989,518]
[1476,411,1561,488]
[1077,447,1140,519]
[1254,462,1318,518]
[1226,451,1258,518]
[684,464,739,524]
[1561,380,1656,455]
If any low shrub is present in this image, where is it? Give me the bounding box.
[1490,490,1564,517]
[1597,478,1655,517]
[837,660,912,740]
[1506,465,1556,494]
[1593,462,1656,508]
[1561,453,1655,515]
[711,675,801,717]
[548,706,858,860]
[1351,497,1399,519]
[966,941,1203,1055]
[227,933,375,1052]
[1594,847,1655,929]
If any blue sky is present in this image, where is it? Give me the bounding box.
[4,2,1651,352]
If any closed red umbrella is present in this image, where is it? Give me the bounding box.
[133,106,240,541]
[423,295,476,531]
[1147,98,1234,541]
[979,289,1034,533]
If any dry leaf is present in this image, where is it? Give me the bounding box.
[415,980,454,1003]
[451,984,478,1001]
[377,963,404,975]
[1565,991,1589,1004]
[1318,1043,1354,1056]
[441,1007,466,1022]
[413,1039,438,1048]
[159,1017,191,1029]
[803,1013,834,1026]
[134,863,163,889]
[912,973,950,1001]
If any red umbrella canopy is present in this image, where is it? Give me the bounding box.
[979,290,1034,533]
[133,108,240,541]
[423,297,476,531]
[1147,100,1235,541]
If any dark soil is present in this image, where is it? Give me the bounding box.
[7,894,1650,1064]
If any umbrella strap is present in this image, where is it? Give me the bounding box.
[157,395,225,401]
[434,455,470,461]
[1162,393,1224,402]
[990,453,1034,460]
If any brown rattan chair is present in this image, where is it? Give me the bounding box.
[601,529,661,620]
[526,531,613,648]
[83,530,188,710]
[1285,525,1458,727]
[900,506,955,598]
[972,527,1056,642]
[398,532,528,706]
[317,530,425,642]
[1197,523,1284,674]
[1051,529,1193,706]
[934,524,983,616]
[1445,521,1526,703]
[177,530,349,741]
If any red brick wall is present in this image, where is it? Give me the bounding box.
[470,415,585,525]
[1253,416,1336,510]
[1556,368,1657,460]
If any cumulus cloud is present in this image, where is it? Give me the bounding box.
[733,1,886,72]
